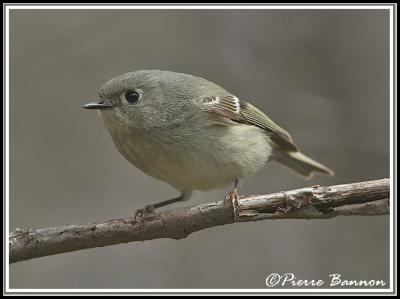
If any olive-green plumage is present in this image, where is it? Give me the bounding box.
[85,70,333,204]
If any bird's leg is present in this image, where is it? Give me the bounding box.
[134,191,191,222]
[224,179,242,219]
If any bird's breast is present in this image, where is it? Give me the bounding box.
[100,111,272,191]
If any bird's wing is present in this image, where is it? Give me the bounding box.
[202,95,298,151]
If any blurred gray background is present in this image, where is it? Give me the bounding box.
[9,9,390,289]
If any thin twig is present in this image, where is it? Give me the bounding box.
[9,178,389,264]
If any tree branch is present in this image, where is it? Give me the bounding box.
[9,178,390,264]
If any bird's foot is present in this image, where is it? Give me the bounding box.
[224,189,242,221]
[134,205,156,223]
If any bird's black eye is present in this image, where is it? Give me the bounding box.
[125,91,140,104]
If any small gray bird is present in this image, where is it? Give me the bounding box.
[84,70,333,216]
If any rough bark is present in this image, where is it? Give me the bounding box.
[9,178,390,264]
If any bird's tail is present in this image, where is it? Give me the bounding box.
[272,150,334,179]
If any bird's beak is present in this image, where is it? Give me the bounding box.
[83,99,113,110]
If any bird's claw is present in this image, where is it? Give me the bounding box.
[224,189,242,220]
